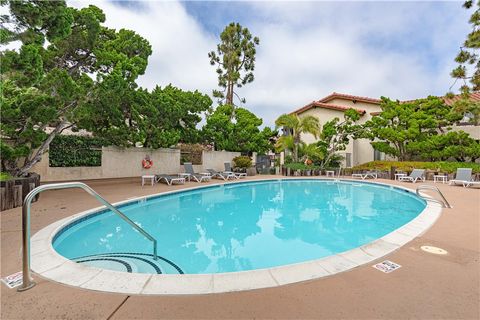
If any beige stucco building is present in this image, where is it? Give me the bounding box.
[290,92,480,167]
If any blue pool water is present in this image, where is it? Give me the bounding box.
[53,180,426,274]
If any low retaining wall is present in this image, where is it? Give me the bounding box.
[32,147,241,182]
[0,173,40,211]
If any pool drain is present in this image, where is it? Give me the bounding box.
[420,245,448,255]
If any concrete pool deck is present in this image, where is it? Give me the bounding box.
[1,175,479,319]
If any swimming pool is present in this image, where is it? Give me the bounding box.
[30,178,442,295]
[51,179,426,275]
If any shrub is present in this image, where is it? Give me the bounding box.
[233,156,252,169]
[351,161,480,174]
[0,172,11,181]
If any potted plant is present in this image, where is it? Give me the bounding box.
[232,156,255,176]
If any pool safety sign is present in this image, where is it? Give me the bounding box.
[372,260,402,273]
[1,271,23,289]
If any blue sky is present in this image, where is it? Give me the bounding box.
[68,0,470,126]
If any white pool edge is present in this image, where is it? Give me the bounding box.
[30,178,443,295]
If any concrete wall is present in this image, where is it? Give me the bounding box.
[452,125,480,139]
[32,147,241,182]
[199,150,241,172]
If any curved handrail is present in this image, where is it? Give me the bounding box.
[18,182,158,292]
[416,185,452,209]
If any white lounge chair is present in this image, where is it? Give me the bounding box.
[398,169,425,183]
[207,169,236,181]
[450,168,475,187]
[155,174,185,186]
[463,180,480,187]
[352,171,377,180]
[184,162,211,183]
[224,162,247,179]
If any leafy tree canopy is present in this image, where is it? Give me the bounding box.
[143,85,212,148]
[451,0,480,93]
[449,1,480,125]
[363,96,464,161]
[0,0,152,176]
[315,108,361,168]
[202,104,276,154]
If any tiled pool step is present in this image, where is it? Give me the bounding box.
[72,252,184,274]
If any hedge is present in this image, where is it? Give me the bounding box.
[49,135,106,167]
[284,163,321,171]
[350,161,480,174]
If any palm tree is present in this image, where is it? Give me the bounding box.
[298,142,324,163]
[275,114,320,162]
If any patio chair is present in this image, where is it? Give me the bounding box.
[207,169,236,181]
[155,174,185,186]
[224,162,247,179]
[450,168,474,187]
[183,162,211,183]
[398,169,426,183]
[352,171,377,180]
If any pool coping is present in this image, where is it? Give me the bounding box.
[30,178,443,295]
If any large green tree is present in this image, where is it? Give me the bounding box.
[451,0,480,93]
[202,104,275,154]
[0,1,152,176]
[208,22,259,106]
[275,114,320,162]
[407,131,480,162]
[315,109,362,168]
[363,96,463,161]
[449,0,480,125]
[142,85,212,148]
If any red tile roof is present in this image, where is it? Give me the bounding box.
[439,91,480,105]
[319,92,382,104]
[291,92,377,116]
[293,91,480,116]
[401,91,480,105]
[291,101,366,115]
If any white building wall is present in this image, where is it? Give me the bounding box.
[296,99,382,167]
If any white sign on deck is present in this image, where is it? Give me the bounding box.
[372,260,402,273]
[1,271,23,289]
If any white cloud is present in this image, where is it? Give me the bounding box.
[63,1,473,126]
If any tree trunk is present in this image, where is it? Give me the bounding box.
[15,120,68,177]
[226,81,234,105]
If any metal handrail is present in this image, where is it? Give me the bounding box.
[18,182,158,292]
[416,185,452,208]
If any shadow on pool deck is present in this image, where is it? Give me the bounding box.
[1,175,479,319]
